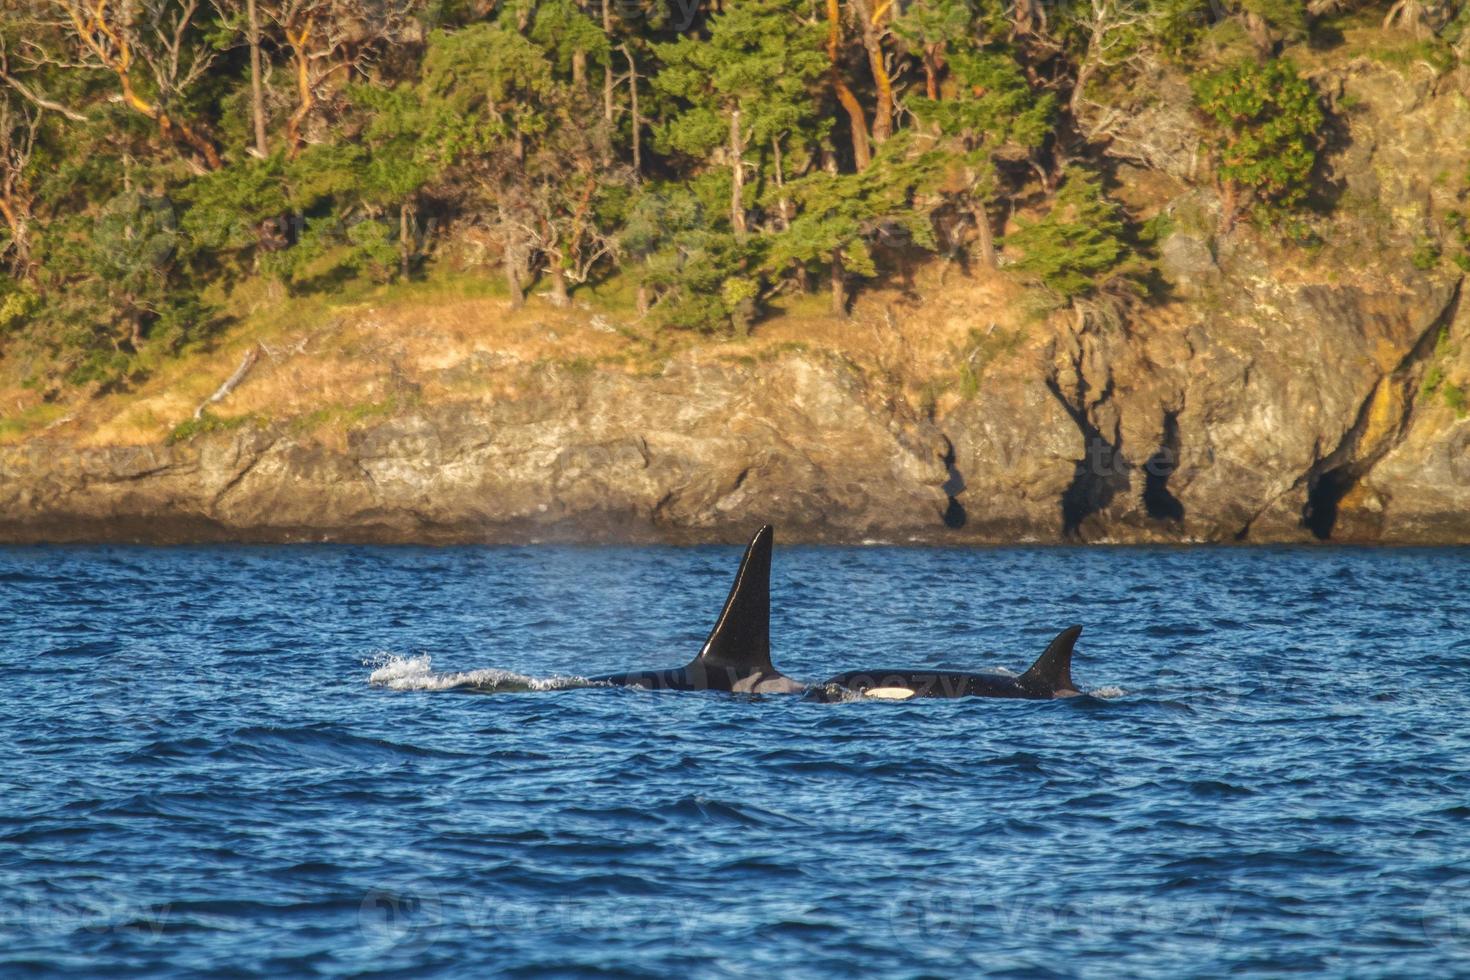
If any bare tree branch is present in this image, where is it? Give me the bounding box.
[43,0,223,167]
[194,344,261,419]
[0,37,88,122]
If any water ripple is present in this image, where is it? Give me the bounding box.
[1,543,1468,976]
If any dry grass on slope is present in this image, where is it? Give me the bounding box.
[0,262,1044,449]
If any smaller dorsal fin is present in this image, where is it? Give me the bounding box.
[686,525,774,676]
[1018,625,1082,695]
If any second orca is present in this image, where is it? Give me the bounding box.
[803,625,1085,702]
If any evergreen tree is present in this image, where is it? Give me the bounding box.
[355,86,438,280]
[177,154,290,289]
[1192,57,1322,232]
[909,49,1054,270]
[654,0,827,239]
[765,140,938,316]
[417,15,625,306]
[1004,165,1134,299]
[623,185,755,334]
[894,0,988,101]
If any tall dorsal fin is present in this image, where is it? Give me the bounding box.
[1018,625,1082,694]
[687,525,773,676]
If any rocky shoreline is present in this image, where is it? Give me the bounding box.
[3,317,1468,547]
[4,60,1470,547]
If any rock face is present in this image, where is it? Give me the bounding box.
[3,62,1470,546]
[973,264,1467,545]
[928,60,1470,546]
[0,353,954,544]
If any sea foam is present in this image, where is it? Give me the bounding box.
[364,653,586,692]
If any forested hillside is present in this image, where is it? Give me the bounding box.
[5,0,1470,545]
[2,0,1462,392]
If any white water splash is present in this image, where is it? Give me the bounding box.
[1090,685,1126,699]
[807,683,865,703]
[364,653,587,693]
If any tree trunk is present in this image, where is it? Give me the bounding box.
[194,344,261,419]
[1219,181,1239,236]
[772,137,791,231]
[623,45,641,176]
[972,201,998,269]
[730,303,750,337]
[504,247,524,309]
[826,0,871,170]
[1070,60,1095,121]
[548,257,570,307]
[172,115,223,170]
[772,136,806,290]
[924,50,939,101]
[855,1,894,144]
[833,78,872,169]
[572,50,587,91]
[602,0,615,123]
[399,203,413,279]
[636,283,650,315]
[285,30,314,158]
[830,251,847,318]
[729,108,747,237]
[246,0,269,157]
[0,195,31,275]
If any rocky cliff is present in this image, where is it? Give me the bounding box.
[0,353,950,544]
[3,59,1469,546]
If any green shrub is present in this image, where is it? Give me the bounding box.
[1412,237,1442,270]
[0,284,39,333]
[168,411,257,444]
[1420,363,1445,400]
[1444,382,1467,417]
[1192,58,1324,229]
[1005,167,1135,299]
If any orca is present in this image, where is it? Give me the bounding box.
[803,626,1086,702]
[587,525,805,694]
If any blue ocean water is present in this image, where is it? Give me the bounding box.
[2,542,1468,977]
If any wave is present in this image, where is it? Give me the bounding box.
[364,653,590,693]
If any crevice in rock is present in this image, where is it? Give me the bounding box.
[1298,278,1462,540]
[939,435,967,529]
[1046,376,1129,538]
[354,457,381,492]
[1302,466,1351,540]
[1060,433,1126,536]
[1143,410,1185,522]
[210,435,278,508]
[1045,314,1130,538]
